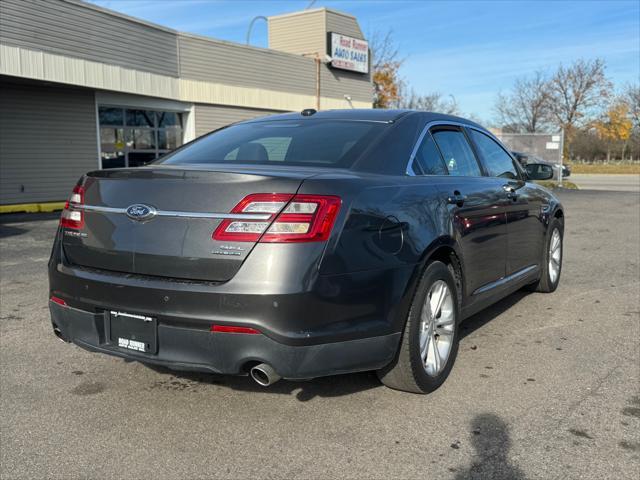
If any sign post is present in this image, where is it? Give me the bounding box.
[558,130,564,188]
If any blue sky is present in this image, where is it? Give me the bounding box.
[91,0,639,120]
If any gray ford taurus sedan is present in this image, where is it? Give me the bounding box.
[48,109,563,393]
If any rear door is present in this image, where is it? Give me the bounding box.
[466,128,543,276]
[413,126,508,297]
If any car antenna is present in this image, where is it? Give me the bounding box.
[301,108,317,117]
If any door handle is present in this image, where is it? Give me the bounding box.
[447,191,467,207]
[503,184,518,201]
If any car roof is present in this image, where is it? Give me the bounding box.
[244,109,485,128]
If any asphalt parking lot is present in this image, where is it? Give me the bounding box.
[1,189,639,480]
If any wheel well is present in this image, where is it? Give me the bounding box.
[426,246,464,307]
[554,209,564,221]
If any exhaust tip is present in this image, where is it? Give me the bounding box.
[52,324,69,343]
[250,363,281,387]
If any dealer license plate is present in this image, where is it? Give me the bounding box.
[109,310,157,354]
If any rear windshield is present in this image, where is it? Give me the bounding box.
[159,120,387,168]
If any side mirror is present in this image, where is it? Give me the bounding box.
[525,163,554,181]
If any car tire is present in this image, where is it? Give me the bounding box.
[528,217,563,293]
[377,260,460,394]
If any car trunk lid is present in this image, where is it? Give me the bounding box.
[62,166,311,282]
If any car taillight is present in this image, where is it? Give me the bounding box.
[213,193,341,243]
[60,185,85,229]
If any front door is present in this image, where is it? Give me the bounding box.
[465,128,543,276]
[503,182,546,274]
[429,127,508,297]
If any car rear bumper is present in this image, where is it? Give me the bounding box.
[49,300,400,379]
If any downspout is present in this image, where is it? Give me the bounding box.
[315,53,321,111]
[303,52,322,110]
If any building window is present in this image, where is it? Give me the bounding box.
[98,106,183,169]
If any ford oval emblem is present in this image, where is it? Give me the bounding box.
[126,204,157,221]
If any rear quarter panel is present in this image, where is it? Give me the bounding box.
[298,174,452,333]
[315,178,449,274]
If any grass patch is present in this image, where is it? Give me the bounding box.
[535,180,579,190]
[570,163,640,174]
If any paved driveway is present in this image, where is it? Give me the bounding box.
[1,190,639,479]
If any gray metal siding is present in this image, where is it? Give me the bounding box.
[0,1,370,104]
[194,104,283,137]
[0,0,178,77]
[321,68,372,103]
[179,35,317,96]
[0,80,98,204]
[181,34,371,104]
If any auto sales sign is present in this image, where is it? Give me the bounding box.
[329,33,369,74]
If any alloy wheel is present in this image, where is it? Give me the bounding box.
[419,280,455,376]
[549,228,561,284]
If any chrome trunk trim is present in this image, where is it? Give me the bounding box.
[79,204,272,220]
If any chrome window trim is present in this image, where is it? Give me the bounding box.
[79,204,271,221]
[406,120,479,176]
[405,120,524,180]
[243,118,396,126]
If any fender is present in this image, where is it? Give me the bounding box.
[390,235,465,333]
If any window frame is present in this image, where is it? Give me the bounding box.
[97,105,185,169]
[405,119,527,181]
[406,120,487,178]
[429,125,486,178]
[464,126,525,181]
[409,130,449,176]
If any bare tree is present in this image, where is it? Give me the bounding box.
[396,87,459,114]
[369,30,404,108]
[370,30,402,72]
[369,30,458,114]
[622,83,640,130]
[494,71,551,132]
[547,58,612,135]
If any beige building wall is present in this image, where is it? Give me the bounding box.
[325,10,365,41]
[268,8,365,57]
[267,9,327,57]
[194,105,281,137]
[267,8,371,106]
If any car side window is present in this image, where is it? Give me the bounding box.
[412,133,448,175]
[431,129,482,177]
[468,129,519,179]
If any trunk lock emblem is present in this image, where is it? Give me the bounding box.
[126,204,157,221]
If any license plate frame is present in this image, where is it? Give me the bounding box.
[109,310,157,354]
